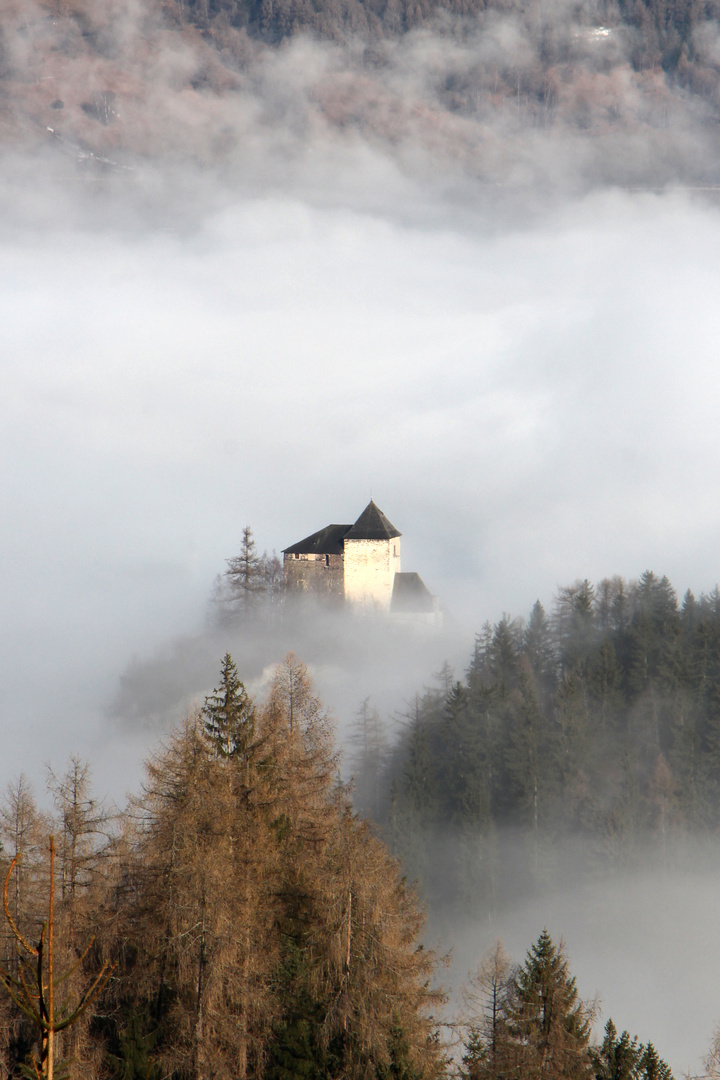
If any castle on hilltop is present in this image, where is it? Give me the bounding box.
[283,501,440,621]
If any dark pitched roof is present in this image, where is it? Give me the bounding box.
[283,524,350,556]
[345,500,401,541]
[391,572,434,613]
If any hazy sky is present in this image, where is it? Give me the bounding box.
[4,17,720,1067]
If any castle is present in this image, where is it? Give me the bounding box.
[283,501,439,621]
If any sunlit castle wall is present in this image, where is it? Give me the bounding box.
[342,537,401,612]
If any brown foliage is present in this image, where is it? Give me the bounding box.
[115,652,446,1080]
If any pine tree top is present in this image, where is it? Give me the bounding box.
[202,653,256,758]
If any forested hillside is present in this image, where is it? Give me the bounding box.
[0,652,681,1078]
[5,0,720,193]
[171,0,720,85]
[351,572,720,919]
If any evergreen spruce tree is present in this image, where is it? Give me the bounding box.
[460,1025,486,1080]
[441,683,490,829]
[586,642,624,731]
[390,694,442,896]
[466,624,494,697]
[202,652,256,758]
[591,1020,674,1080]
[524,601,557,703]
[627,572,681,698]
[503,671,551,865]
[555,580,598,678]
[591,1019,642,1080]
[596,578,628,636]
[439,683,495,915]
[488,617,521,699]
[639,1043,673,1080]
[502,930,594,1080]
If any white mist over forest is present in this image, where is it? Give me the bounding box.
[3,0,720,1070]
[444,843,720,1078]
[5,183,720,764]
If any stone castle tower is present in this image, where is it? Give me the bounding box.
[283,501,438,619]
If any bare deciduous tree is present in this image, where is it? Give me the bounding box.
[0,837,113,1080]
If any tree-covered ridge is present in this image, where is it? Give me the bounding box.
[7,0,720,188]
[361,573,720,915]
[171,0,720,86]
[0,654,689,1077]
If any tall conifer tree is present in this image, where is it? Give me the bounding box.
[202,652,256,759]
[502,931,594,1080]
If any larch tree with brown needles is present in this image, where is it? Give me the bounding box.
[0,836,113,1080]
[115,653,446,1080]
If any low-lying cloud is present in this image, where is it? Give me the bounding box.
[446,834,720,1078]
[5,182,720,780]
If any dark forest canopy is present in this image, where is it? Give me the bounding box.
[170,0,720,81]
[158,0,720,141]
[350,571,720,920]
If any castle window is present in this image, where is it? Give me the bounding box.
[325,554,330,566]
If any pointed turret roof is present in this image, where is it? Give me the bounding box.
[283,502,401,555]
[345,500,401,541]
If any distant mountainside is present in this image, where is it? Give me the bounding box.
[174,0,720,79]
[3,0,720,189]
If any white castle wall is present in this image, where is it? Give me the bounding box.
[342,537,401,611]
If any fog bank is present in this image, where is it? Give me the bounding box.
[446,836,720,1078]
[4,182,720,793]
